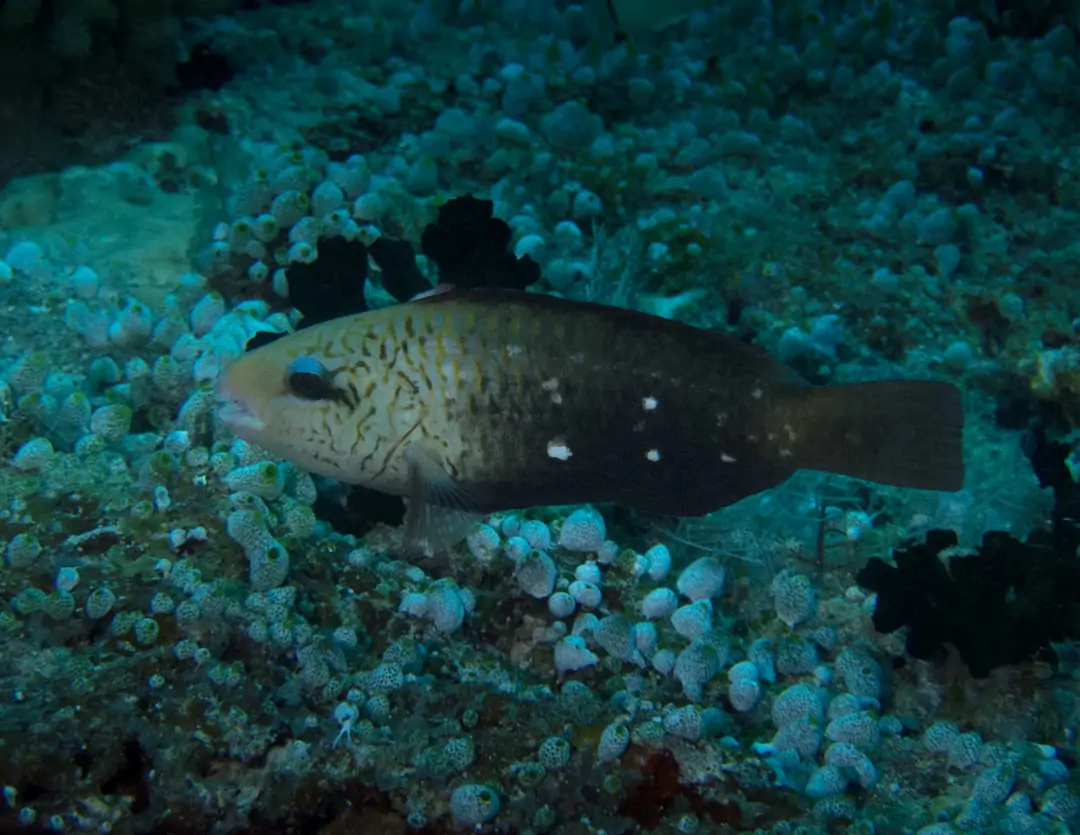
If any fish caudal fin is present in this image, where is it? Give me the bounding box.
[786,380,965,492]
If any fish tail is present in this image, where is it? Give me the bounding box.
[783,380,965,492]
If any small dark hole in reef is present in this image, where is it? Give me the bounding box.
[101,738,151,813]
[175,44,235,93]
[195,107,231,136]
[130,407,156,436]
[73,748,94,777]
[313,486,406,538]
[21,783,48,803]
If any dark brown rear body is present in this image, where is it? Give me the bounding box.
[419,291,964,516]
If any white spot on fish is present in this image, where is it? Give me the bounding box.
[542,377,560,391]
[507,344,524,358]
[645,448,661,462]
[751,388,763,400]
[551,392,563,405]
[642,395,658,411]
[780,448,793,458]
[721,453,737,463]
[547,438,572,461]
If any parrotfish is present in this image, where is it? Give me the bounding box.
[216,289,965,549]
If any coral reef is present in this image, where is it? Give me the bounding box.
[0,1,1079,832]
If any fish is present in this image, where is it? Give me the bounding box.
[243,196,540,537]
[216,289,965,549]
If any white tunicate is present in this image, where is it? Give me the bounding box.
[514,233,546,261]
[728,676,762,712]
[596,540,618,565]
[568,580,602,609]
[287,241,316,264]
[644,544,671,581]
[574,561,602,585]
[592,614,645,666]
[943,340,974,372]
[54,566,80,593]
[466,523,501,563]
[311,180,346,216]
[458,587,476,615]
[499,514,522,538]
[633,621,658,657]
[69,266,99,299]
[771,568,817,627]
[5,241,48,279]
[84,587,117,620]
[426,580,466,633]
[553,220,582,250]
[5,533,42,568]
[190,292,226,336]
[504,535,530,562]
[597,721,630,763]
[515,550,558,599]
[554,636,598,674]
[641,587,679,620]
[728,661,759,684]
[917,207,958,246]
[12,437,54,472]
[537,736,571,770]
[571,612,599,637]
[652,648,677,676]
[547,591,576,619]
[247,260,269,283]
[674,641,722,702]
[449,784,499,826]
[676,557,725,601]
[398,592,428,619]
[571,189,603,220]
[518,519,551,550]
[934,243,961,277]
[557,507,606,551]
[671,600,713,640]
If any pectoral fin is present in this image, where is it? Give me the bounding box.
[401,444,482,557]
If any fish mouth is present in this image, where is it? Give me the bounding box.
[215,398,265,432]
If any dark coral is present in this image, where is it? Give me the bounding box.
[255,195,542,339]
[857,428,1080,677]
[367,236,432,302]
[420,196,541,292]
[285,236,371,329]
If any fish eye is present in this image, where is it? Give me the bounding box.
[286,357,342,401]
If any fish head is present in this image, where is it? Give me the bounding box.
[215,323,370,482]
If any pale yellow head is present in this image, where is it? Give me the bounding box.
[215,315,386,485]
